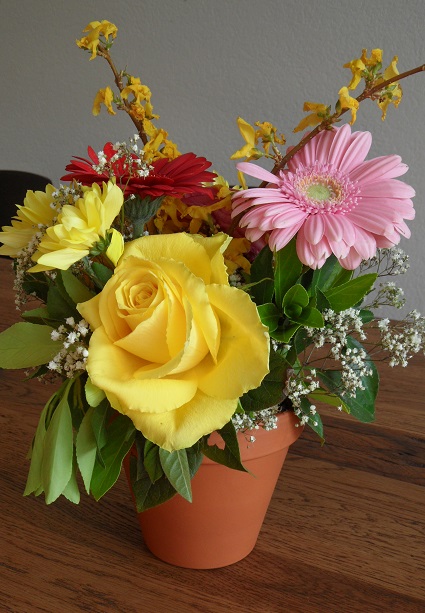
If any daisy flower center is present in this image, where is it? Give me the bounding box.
[289,162,360,215]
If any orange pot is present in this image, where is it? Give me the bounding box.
[129,411,302,569]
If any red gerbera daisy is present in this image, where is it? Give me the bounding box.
[62,142,217,200]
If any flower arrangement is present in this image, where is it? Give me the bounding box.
[0,20,424,512]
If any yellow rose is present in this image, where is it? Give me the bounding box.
[78,233,269,451]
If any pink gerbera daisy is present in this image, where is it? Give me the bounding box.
[231,125,415,269]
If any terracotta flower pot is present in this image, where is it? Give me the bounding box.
[129,411,302,569]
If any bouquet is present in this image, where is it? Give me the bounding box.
[0,20,424,512]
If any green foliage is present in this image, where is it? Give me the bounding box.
[248,245,274,305]
[0,322,60,369]
[202,420,247,472]
[129,436,204,512]
[90,414,136,500]
[24,380,75,504]
[322,273,377,312]
[159,448,192,502]
[274,238,303,308]
[239,349,288,412]
[317,337,378,422]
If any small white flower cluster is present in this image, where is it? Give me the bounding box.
[368,281,405,310]
[47,317,90,378]
[92,135,152,179]
[285,375,320,427]
[378,311,425,367]
[306,308,372,397]
[228,271,244,288]
[360,246,410,276]
[232,406,280,438]
[306,307,367,348]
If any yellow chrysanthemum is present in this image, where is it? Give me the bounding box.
[76,20,118,60]
[29,182,124,272]
[338,87,359,125]
[293,102,330,133]
[0,185,59,257]
[92,87,116,116]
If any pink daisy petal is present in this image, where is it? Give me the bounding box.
[303,214,325,245]
[339,248,364,270]
[236,162,278,185]
[349,155,408,184]
[269,222,304,251]
[360,180,415,199]
[337,130,372,173]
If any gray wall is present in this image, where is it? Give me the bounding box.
[1,0,425,317]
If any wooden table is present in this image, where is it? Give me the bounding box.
[0,257,424,613]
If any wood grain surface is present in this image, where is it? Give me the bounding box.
[0,258,424,613]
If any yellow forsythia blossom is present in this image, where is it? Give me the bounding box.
[293,102,330,133]
[92,87,116,116]
[338,87,359,124]
[377,56,403,120]
[76,20,118,60]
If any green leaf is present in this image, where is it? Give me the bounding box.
[24,402,50,496]
[308,388,350,413]
[91,262,113,286]
[257,303,280,332]
[61,269,95,304]
[41,382,74,504]
[299,397,324,440]
[159,448,192,502]
[291,305,324,328]
[323,273,377,312]
[271,322,301,343]
[130,457,177,512]
[47,273,79,320]
[90,398,111,451]
[274,238,303,309]
[85,378,106,407]
[248,245,274,305]
[62,454,81,504]
[283,284,309,309]
[143,440,163,483]
[0,322,60,369]
[90,415,136,500]
[239,349,288,412]
[310,255,352,294]
[21,306,60,326]
[22,272,49,302]
[202,420,247,472]
[76,406,98,494]
[317,337,378,422]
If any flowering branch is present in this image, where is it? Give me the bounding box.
[96,43,148,145]
[262,62,425,186]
